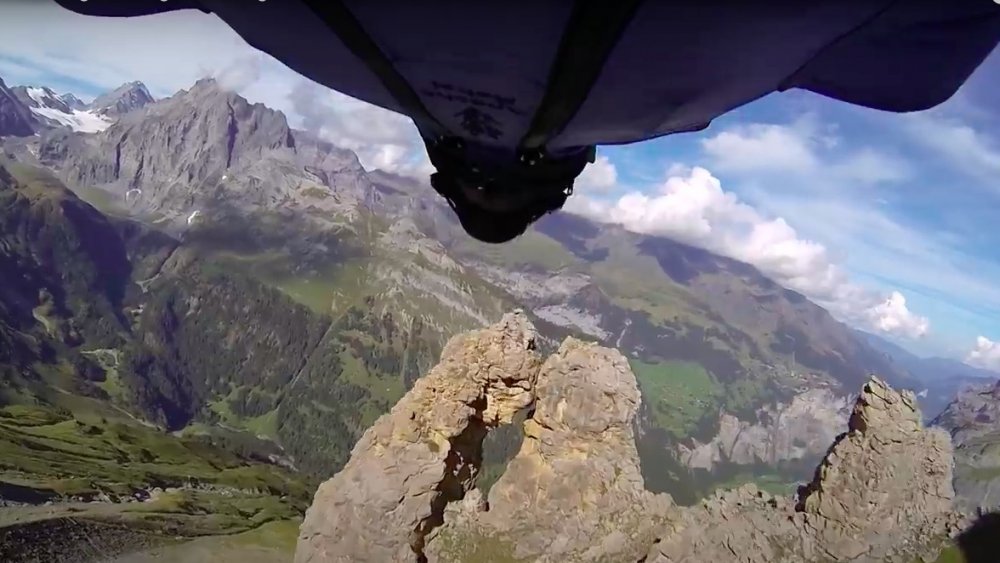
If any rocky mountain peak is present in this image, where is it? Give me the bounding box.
[0,76,36,137]
[58,92,86,111]
[650,376,963,563]
[89,80,153,116]
[295,311,542,562]
[11,85,72,113]
[426,337,673,563]
[189,76,220,91]
[794,378,958,552]
[39,76,298,220]
[293,318,967,563]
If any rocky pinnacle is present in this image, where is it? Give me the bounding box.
[294,311,542,563]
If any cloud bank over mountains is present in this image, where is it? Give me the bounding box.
[566,166,930,339]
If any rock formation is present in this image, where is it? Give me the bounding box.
[295,313,967,563]
[88,80,154,116]
[425,338,672,563]
[648,377,964,563]
[0,76,36,137]
[295,311,542,563]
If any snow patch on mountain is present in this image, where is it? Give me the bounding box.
[29,106,112,133]
[25,87,53,106]
[20,85,111,133]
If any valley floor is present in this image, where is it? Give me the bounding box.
[110,519,299,563]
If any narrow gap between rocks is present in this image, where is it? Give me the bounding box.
[409,397,538,561]
[410,397,489,562]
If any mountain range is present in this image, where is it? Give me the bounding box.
[1,73,998,560]
[857,330,999,416]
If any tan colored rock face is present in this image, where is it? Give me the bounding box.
[797,377,959,560]
[295,311,966,563]
[425,338,672,563]
[294,311,541,563]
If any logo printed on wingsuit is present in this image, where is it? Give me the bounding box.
[455,106,502,139]
[422,81,524,115]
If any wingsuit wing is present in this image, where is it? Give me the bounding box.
[51,0,1000,151]
[49,0,206,17]
[782,0,1000,113]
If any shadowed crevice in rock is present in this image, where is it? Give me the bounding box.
[412,399,488,562]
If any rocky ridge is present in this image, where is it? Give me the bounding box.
[295,311,542,562]
[294,314,966,563]
[426,336,672,563]
[650,376,963,563]
[0,76,35,137]
[932,379,1000,514]
[88,80,154,116]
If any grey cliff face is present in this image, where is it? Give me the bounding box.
[932,379,1000,514]
[36,79,390,230]
[933,379,1000,446]
[0,77,36,137]
[678,388,852,470]
[42,78,295,215]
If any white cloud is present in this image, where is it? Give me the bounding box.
[711,114,1000,347]
[0,2,252,97]
[701,115,910,187]
[212,54,264,94]
[701,120,820,174]
[865,292,929,339]
[690,113,1000,353]
[288,80,430,177]
[575,156,617,193]
[900,113,1000,186]
[967,336,1000,372]
[569,166,930,338]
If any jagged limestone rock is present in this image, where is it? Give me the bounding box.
[647,377,965,563]
[294,311,542,563]
[425,338,673,563]
[295,320,966,563]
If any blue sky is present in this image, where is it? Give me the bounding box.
[1,1,999,367]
